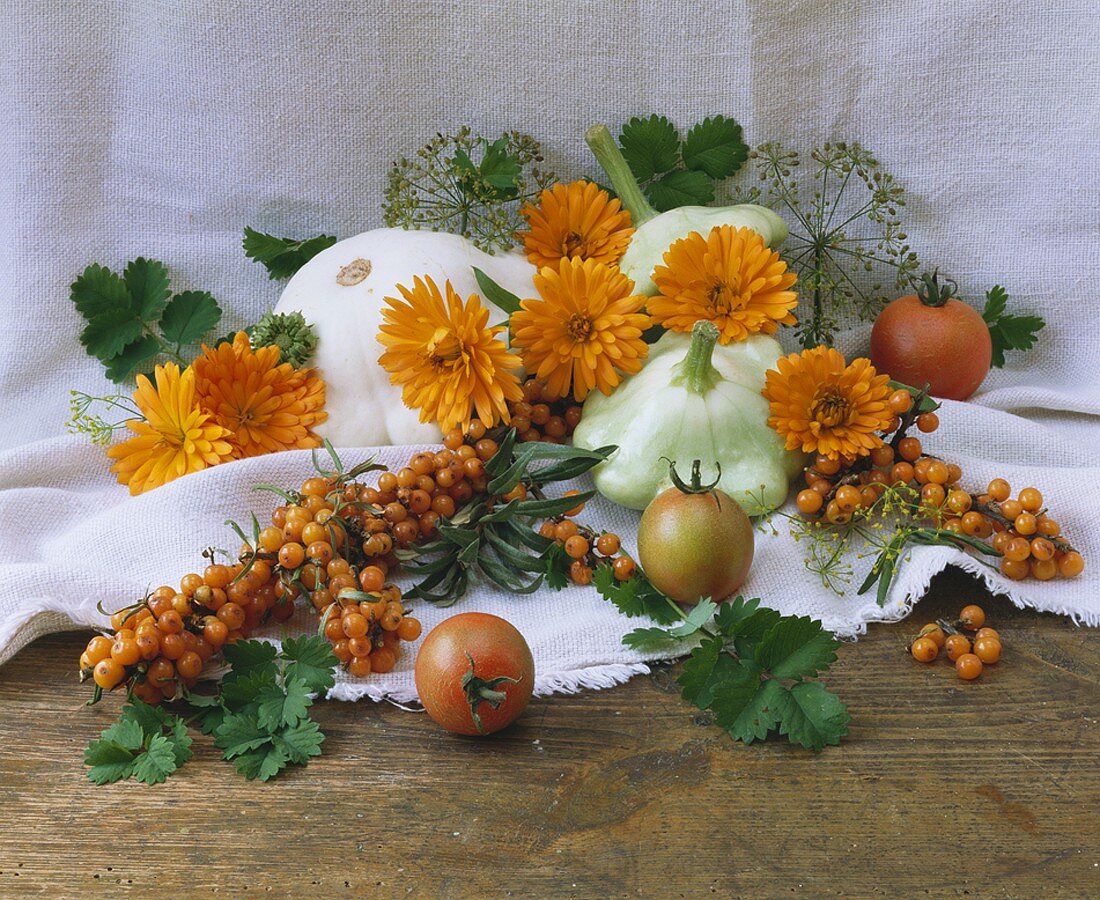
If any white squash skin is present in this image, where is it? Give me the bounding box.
[572,331,804,512]
[621,204,789,295]
[274,228,537,447]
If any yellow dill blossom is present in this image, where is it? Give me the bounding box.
[518,180,634,269]
[192,332,327,458]
[762,346,893,460]
[511,257,650,401]
[651,225,798,343]
[106,362,234,495]
[378,276,522,431]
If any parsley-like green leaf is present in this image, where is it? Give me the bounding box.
[219,667,277,713]
[81,308,144,361]
[72,263,132,322]
[619,115,680,180]
[729,608,783,659]
[281,635,337,695]
[243,227,337,280]
[223,640,279,675]
[130,734,179,785]
[593,565,682,625]
[103,335,161,382]
[276,719,326,765]
[123,257,172,321]
[622,626,680,650]
[982,286,1044,368]
[158,291,221,346]
[754,616,838,679]
[710,662,785,744]
[646,168,714,211]
[101,717,145,751]
[167,716,194,767]
[543,541,571,591]
[670,599,717,637]
[678,635,738,708]
[775,681,850,751]
[84,740,136,785]
[681,116,748,179]
[214,712,273,759]
[256,677,313,731]
[232,743,289,781]
[713,596,762,635]
[119,698,169,732]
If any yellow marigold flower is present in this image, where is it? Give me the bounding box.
[378,276,522,431]
[762,346,893,460]
[650,225,798,344]
[192,332,327,458]
[518,180,634,269]
[106,362,234,495]
[511,257,650,401]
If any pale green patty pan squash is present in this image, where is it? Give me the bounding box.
[572,320,804,512]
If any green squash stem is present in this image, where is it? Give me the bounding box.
[585,124,658,226]
[672,320,721,395]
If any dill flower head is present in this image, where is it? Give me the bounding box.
[248,310,319,368]
[192,332,327,458]
[378,276,522,431]
[510,257,650,401]
[106,362,234,495]
[650,225,798,343]
[518,180,634,269]
[762,346,893,460]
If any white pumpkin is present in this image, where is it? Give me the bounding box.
[274,228,537,447]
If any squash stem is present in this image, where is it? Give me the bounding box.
[674,320,721,395]
[584,124,658,226]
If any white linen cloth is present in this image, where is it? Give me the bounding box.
[1,1,1098,697]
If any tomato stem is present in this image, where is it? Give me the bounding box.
[461,652,522,735]
[915,269,957,308]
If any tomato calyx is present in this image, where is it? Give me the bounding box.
[915,269,958,309]
[460,651,523,735]
[664,458,723,506]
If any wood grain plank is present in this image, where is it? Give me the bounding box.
[0,570,1097,897]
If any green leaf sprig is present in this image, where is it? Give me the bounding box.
[382,127,556,254]
[84,700,193,785]
[616,114,748,211]
[401,429,615,605]
[242,227,337,280]
[981,285,1045,368]
[71,257,222,382]
[595,570,849,751]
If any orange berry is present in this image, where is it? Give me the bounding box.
[959,605,985,630]
[910,637,938,663]
[955,653,983,680]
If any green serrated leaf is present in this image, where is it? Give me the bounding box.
[71,263,133,322]
[223,640,279,675]
[219,667,278,713]
[669,599,717,638]
[103,335,161,382]
[754,616,838,680]
[231,743,289,781]
[713,672,785,744]
[123,257,172,321]
[730,608,783,658]
[542,540,571,591]
[593,566,682,625]
[276,718,325,765]
[243,227,338,280]
[84,739,136,785]
[713,597,762,636]
[167,717,194,767]
[477,138,523,195]
[159,291,221,345]
[776,680,850,751]
[130,734,179,784]
[619,115,680,181]
[646,169,715,211]
[256,677,313,731]
[981,285,1008,323]
[280,635,337,695]
[119,699,170,733]
[678,637,740,709]
[681,116,748,179]
[215,712,274,759]
[622,626,679,650]
[101,717,145,752]
[80,307,144,361]
[981,285,1044,368]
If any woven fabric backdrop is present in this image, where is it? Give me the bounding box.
[1,1,1098,692]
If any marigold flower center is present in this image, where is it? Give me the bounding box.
[427,327,466,370]
[565,313,594,342]
[561,231,587,258]
[811,387,852,427]
[707,279,742,316]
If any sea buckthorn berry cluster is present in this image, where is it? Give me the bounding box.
[538,510,634,586]
[507,378,583,444]
[907,605,1003,681]
[321,583,422,678]
[794,388,1084,581]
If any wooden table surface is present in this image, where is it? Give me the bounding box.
[0,569,1097,897]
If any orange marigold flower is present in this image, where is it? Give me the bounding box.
[762,346,893,460]
[378,275,522,432]
[511,257,650,401]
[650,225,798,344]
[192,332,327,458]
[518,180,634,269]
[106,362,234,495]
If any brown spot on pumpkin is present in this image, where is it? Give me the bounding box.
[336,258,372,286]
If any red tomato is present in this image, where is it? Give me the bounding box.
[870,273,991,400]
[414,613,534,736]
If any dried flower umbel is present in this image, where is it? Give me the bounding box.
[739,142,920,348]
[383,127,556,254]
